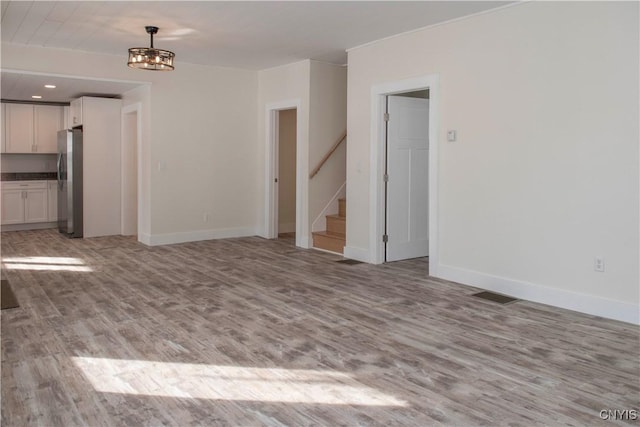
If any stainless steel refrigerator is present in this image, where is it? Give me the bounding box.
[57,129,83,238]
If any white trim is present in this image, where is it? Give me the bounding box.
[146,226,257,246]
[311,181,346,232]
[139,233,152,246]
[343,245,370,263]
[1,222,57,232]
[121,102,142,242]
[311,246,344,257]
[369,74,439,272]
[346,2,524,54]
[1,68,149,86]
[299,235,311,249]
[264,99,310,249]
[438,264,640,325]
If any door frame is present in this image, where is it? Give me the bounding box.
[369,74,439,273]
[121,102,142,242]
[264,99,308,248]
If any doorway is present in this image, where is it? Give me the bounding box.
[277,108,297,241]
[385,91,429,262]
[370,74,439,271]
[264,99,308,248]
[121,103,141,238]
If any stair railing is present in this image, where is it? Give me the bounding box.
[309,131,347,179]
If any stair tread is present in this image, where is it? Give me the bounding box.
[326,214,345,220]
[312,230,345,254]
[313,230,345,239]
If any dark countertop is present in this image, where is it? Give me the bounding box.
[1,172,57,181]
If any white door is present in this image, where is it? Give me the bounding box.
[24,188,48,223]
[5,104,34,153]
[34,105,63,153]
[1,189,25,225]
[385,95,429,262]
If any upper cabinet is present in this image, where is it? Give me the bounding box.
[5,103,34,153]
[70,98,82,127]
[34,105,63,153]
[2,103,64,153]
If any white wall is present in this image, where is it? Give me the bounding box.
[257,60,311,245]
[257,60,348,246]
[346,1,639,323]
[146,62,258,243]
[82,97,121,238]
[121,85,151,241]
[2,43,260,245]
[309,61,347,230]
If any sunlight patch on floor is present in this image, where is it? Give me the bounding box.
[72,357,408,407]
[2,256,92,272]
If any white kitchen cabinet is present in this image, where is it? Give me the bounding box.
[70,98,83,127]
[35,105,64,153]
[3,103,63,153]
[5,103,35,153]
[47,180,58,222]
[1,189,25,225]
[24,187,48,223]
[1,181,49,225]
[63,106,70,130]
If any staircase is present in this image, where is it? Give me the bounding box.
[312,198,346,254]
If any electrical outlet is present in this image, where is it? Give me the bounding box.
[594,256,605,272]
[203,213,209,223]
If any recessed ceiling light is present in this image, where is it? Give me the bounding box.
[44,84,56,89]
[31,95,42,99]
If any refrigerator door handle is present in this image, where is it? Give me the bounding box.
[57,152,63,190]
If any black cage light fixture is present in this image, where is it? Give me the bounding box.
[128,26,175,71]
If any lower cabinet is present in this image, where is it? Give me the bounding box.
[47,180,58,222]
[1,181,49,225]
[1,189,25,225]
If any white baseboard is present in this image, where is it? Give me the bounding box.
[146,226,257,246]
[343,245,370,263]
[299,234,311,249]
[138,233,152,246]
[436,264,640,325]
[311,246,344,256]
[2,222,56,232]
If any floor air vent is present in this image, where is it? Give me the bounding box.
[336,259,364,265]
[472,291,518,305]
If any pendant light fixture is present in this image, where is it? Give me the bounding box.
[128,26,175,71]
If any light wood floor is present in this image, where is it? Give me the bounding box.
[1,229,638,426]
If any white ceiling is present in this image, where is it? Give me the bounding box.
[1,0,513,103]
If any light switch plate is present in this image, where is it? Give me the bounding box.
[447,130,457,142]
